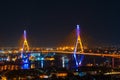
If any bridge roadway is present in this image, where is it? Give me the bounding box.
[35,50,120,59]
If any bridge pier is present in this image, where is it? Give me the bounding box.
[112,57,114,68]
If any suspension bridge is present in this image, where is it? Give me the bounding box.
[20,25,120,68]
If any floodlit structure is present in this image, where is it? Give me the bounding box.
[22,30,29,52]
[20,30,30,64]
[73,25,84,68]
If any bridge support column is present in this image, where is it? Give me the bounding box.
[112,58,114,68]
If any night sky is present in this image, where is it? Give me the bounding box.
[0,1,120,48]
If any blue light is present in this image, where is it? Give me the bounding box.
[23,59,28,63]
[24,30,27,40]
[41,58,44,60]
[38,53,40,56]
[73,52,78,67]
[41,60,44,68]
[77,25,79,29]
[78,55,84,66]
[62,56,65,68]
[22,64,29,69]
[37,57,40,60]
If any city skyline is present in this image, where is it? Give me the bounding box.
[0,1,120,47]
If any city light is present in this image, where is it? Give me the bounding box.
[41,58,44,68]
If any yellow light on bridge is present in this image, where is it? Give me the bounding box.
[71,47,74,50]
[62,47,65,50]
[20,48,23,51]
[45,57,55,61]
[65,46,68,49]
[56,73,67,77]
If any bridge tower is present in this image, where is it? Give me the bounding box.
[21,30,29,53]
[20,30,30,64]
[73,25,84,68]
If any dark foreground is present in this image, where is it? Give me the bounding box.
[0,66,120,80]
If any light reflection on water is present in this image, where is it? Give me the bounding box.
[0,63,37,71]
[0,65,20,71]
[21,63,36,69]
[21,64,29,69]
